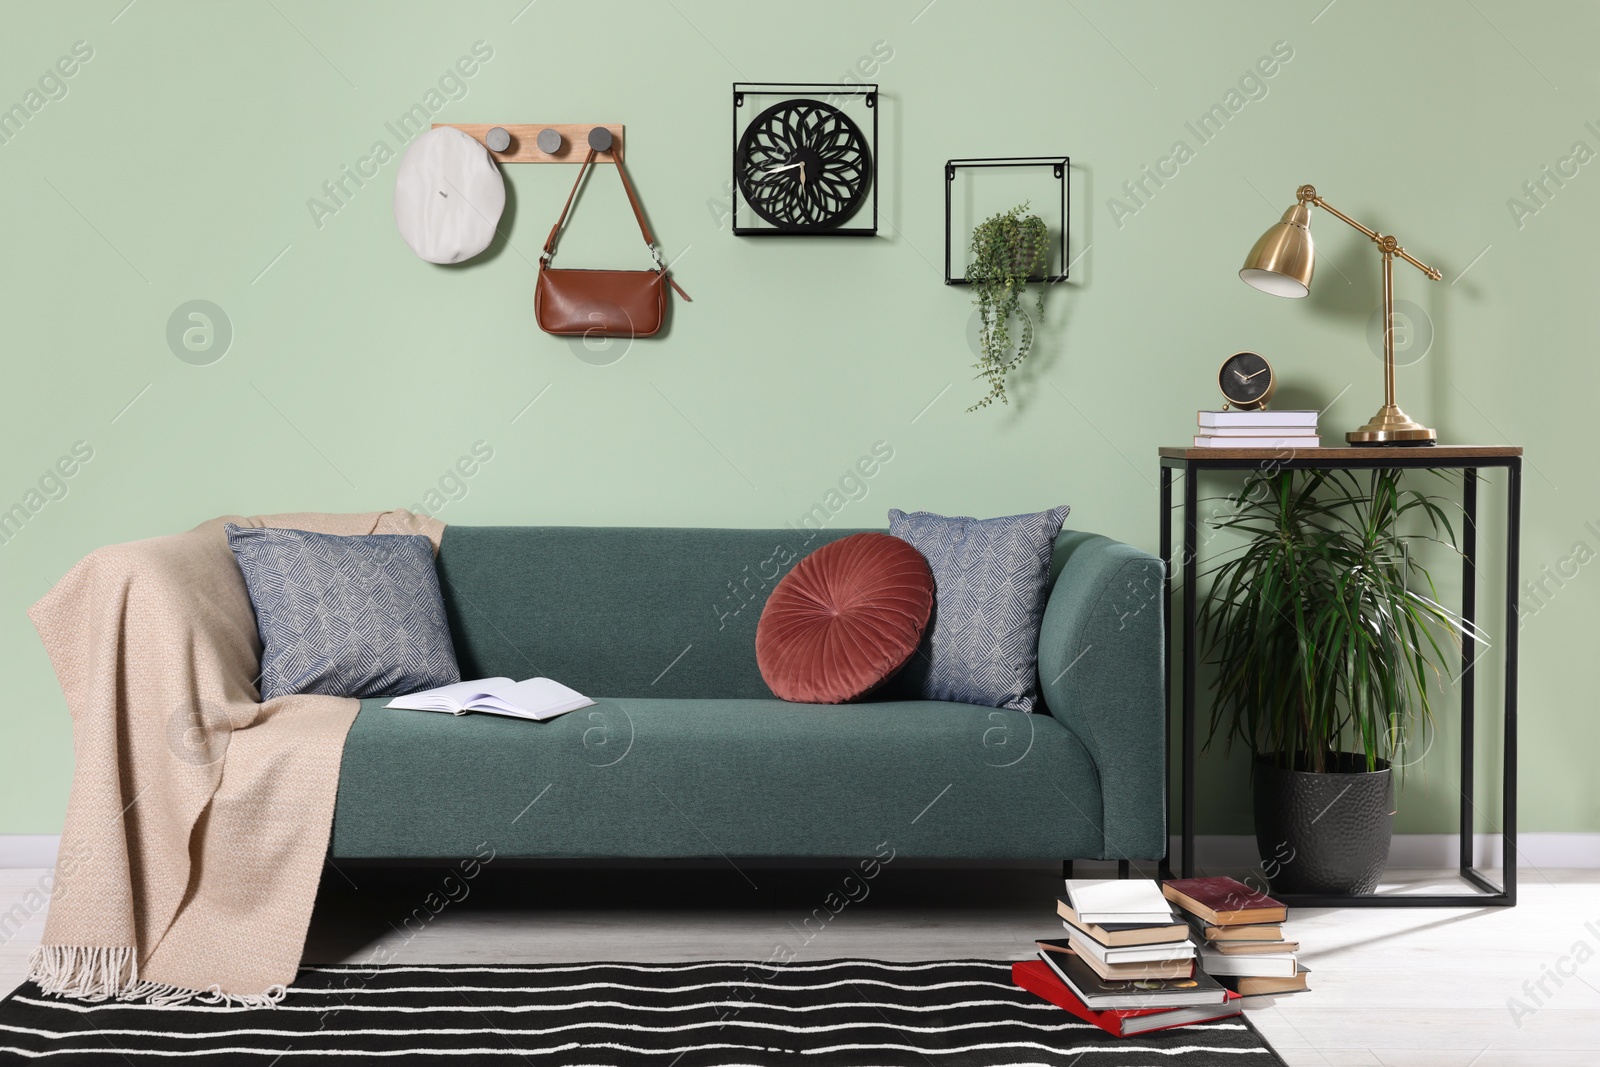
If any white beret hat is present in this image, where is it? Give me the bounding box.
[393,126,506,264]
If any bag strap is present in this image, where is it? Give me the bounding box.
[611,147,657,250]
[542,148,689,301]
[541,150,595,261]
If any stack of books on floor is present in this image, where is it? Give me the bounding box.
[1163,876,1310,1003]
[1194,408,1319,448]
[1012,877,1241,1037]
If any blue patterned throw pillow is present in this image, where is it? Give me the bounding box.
[888,506,1071,713]
[225,524,460,701]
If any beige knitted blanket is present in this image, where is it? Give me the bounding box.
[27,510,442,1006]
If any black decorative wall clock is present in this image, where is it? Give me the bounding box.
[732,83,878,236]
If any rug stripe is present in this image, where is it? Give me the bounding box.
[0,1022,1247,1040]
[801,1042,1274,1057]
[300,960,1012,975]
[0,1044,1274,1060]
[13,994,1070,1014]
[0,1044,767,1059]
[281,978,1024,995]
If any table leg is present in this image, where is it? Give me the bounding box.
[1504,460,1520,905]
[1460,469,1477,875]
[1160,466,1173,881]
[1182,469,1198,878]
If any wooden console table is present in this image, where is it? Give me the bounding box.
[1159,445,1522,907]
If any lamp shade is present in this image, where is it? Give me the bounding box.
[1240,202,1314,298]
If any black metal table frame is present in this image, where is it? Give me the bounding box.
[1159,450,1520,907]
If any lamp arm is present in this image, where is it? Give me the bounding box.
[1297,184,1442,280]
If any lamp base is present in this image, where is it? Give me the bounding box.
[1346,404,1437,446]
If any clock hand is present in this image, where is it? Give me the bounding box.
[1233,370,1250,383]
[764,162,804,175]
[1242,367,1270,381]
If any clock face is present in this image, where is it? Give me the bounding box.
[1219,351,1275,409]
[736,99,871,231]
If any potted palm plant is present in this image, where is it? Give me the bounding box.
[1198,468,1479,894]
[965,202,1049,411]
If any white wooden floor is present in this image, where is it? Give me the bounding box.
[3,862,1596,1066]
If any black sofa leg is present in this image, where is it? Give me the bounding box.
[1066,860,1136,879]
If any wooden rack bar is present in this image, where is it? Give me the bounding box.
[433,124,624,163]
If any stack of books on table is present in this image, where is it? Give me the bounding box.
[1163,876,1310,1003]
[1194,409,1319,449]
[1012,878,1240,1037]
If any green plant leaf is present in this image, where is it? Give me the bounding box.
[965,203,1050,411]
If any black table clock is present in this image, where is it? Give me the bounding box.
[732,83,877,236]
[1218,351,1275,410]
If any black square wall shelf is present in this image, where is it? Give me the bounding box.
[732,82,878,236]
[945,157,1070,284]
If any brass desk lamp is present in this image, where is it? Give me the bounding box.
[1240,184,1442,445]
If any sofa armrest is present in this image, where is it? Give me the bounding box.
[1037,531,1166,861]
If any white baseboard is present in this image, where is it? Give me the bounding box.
[1171,832,1600,870]
[0,836,60,868]
[4,833,1598,869]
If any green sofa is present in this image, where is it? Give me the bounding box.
[330,525,1167,863]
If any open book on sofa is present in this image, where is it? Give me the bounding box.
[386,677,594,722]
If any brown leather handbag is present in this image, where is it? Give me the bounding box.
[535,147,688,338]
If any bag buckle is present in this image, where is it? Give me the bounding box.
[649,244,664,272]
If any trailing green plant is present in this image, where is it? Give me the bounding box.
[965,202,1049,411]
[1197,468,1481,775]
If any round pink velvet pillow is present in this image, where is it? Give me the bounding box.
[756,532,935,704]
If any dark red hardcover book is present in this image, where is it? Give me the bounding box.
[1162,876,1287,925]
[1011,960,1242,1038]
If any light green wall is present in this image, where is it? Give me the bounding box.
[1,1,1595,838]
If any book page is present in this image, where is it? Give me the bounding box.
[386,677,513,712]
[478,677,593,718]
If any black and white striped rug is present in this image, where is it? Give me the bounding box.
[0,959,1286,1065]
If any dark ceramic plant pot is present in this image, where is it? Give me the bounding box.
[1253,753,1393,895]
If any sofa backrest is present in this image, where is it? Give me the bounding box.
[435,525,865,698]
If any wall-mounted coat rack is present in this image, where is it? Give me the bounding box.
[432,124,624,163]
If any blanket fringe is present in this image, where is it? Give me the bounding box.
[28,946,287,1007]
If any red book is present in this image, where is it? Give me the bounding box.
[1012,960,1242,1038]
[1162,877,1287,926]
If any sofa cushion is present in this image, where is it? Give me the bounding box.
[756,533,934,704]
[225,524,459,700]
[888,506,1071,713]
[332,696,1106,860]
